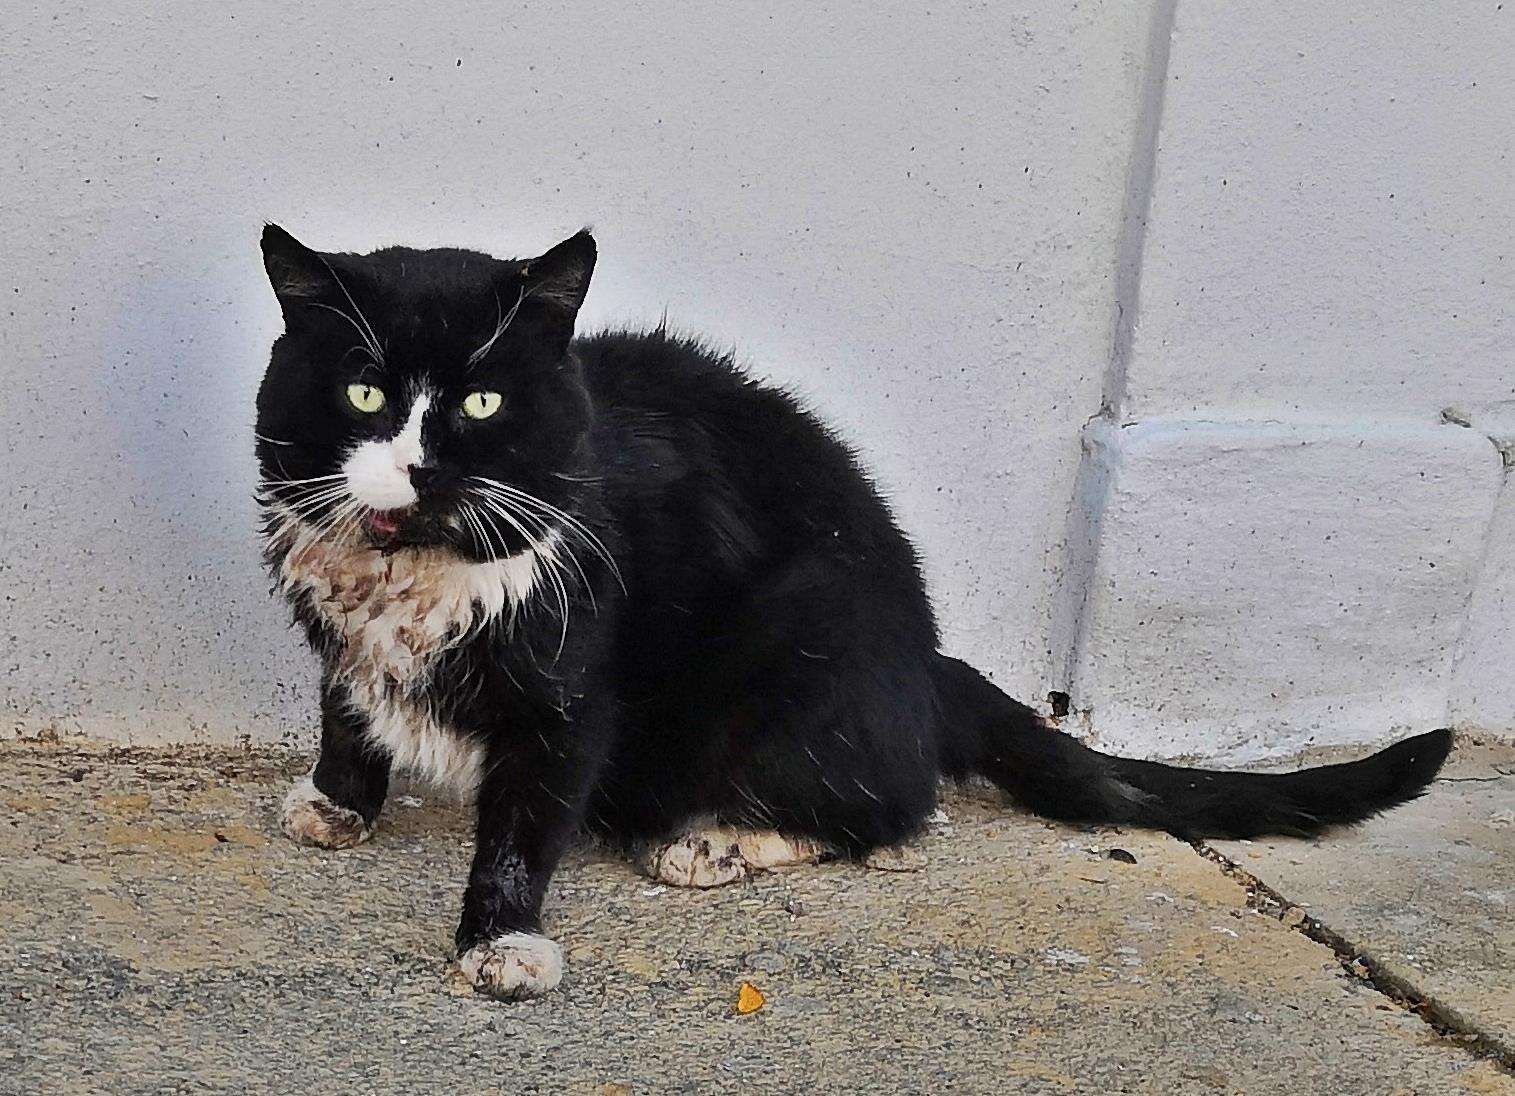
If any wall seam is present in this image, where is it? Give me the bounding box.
[1048,0,1177,724]
[1101,0,1176,418]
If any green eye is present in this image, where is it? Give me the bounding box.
[345,383,386,414]
[462,391,503,420]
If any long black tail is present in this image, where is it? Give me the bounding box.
[932,655,1452,840]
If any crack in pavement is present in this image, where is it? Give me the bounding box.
[1194,839,1515,1076]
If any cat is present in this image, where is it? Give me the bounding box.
[254,224,1452,1000]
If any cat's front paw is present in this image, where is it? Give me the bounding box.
[280,774,372,850]
[454,932,564,1000]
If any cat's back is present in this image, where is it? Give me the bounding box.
[573,328,858,475]
[575,328,794,422]
[574,328,925,591]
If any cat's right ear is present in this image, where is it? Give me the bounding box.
[260,224,336,309]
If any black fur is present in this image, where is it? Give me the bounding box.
[255,226,1453,975]
[933,656,1452,840]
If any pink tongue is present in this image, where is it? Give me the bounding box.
[366,510,401,537]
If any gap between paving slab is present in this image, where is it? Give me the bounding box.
[1195,842,1514,1073]
[1202,735,1515,1077]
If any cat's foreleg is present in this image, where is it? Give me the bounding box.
[451,713,605,1000]
[280,680,391,849]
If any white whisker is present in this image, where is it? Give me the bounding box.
[475,493,602,612]
[317,256,386,366]
[306,302,384,366]
[468,475,623,591]
[467,286,528,368]
[468,490,570,657]
[478,492,596,612]
[258,473,348,488]
[262,483,352,517]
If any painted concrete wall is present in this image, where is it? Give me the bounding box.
[1451,407,1515,737]
[2,3,1510,758]
[1,2,1153,746]
[1058,2,1515,758]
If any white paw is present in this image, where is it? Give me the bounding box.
[455,933,564,1000]
[640,828,824,888]
[642,832,750,888]
[280,774,372,850]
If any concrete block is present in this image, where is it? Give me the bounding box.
[1073,418,1502,761]
[1450,403,1515,737]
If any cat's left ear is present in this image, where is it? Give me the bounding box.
[519,229,596,316]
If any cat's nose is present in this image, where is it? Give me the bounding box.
[408,464,443,494]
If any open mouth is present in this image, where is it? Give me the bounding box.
[360,507,465,553]
[364,509,406,543]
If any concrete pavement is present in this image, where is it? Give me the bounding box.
[1,738,1511,1095]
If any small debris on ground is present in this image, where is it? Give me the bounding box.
[735,982,765,1015]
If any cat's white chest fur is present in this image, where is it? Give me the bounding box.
[277,539,539,796]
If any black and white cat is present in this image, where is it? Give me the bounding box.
[255,225,1451,1000]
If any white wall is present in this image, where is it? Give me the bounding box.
[1059,2,1515,758]
[0,2,1153,746]
[1451,407,1515,736]
[2,3,1510,757]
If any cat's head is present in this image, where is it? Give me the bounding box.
[254,225,596,562]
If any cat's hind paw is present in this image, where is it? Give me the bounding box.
[280,774,372,850]
[454,933,564,1000]
[639,827,824,888]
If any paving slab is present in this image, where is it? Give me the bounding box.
[1,740,1509,1095]
[1210,738,1515,1062]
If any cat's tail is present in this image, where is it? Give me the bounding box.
[931,654,1452,840]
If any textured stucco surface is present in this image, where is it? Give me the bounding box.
[1452,408,1515,734]
[3,3,1513,757]
[1075,420,1502,759]
[1066,2,1515,753]
[1125,3,1515,423]
[4,739,1511,1094]
[1,1,1150,746]
[1453,476,1515,735]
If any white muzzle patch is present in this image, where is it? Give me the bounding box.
[343,391,431,510]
